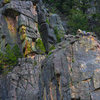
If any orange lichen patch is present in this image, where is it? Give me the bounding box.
[24,40,32,56]
[32,42,36,51]
[32,42,35,47]
[5,16,17,42]
[27,53,35,59]
[91,37,95,41]
[79,36,100,52]
[94,69,100,73]
[6,16,17,35]
[19,25,26,35]
[19,25,36,57]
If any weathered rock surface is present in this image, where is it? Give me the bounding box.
[0,0,100,100]
[0,55,45,100]
[0,35,100,100]
[37,1,66,52]
[0,0,65,54]
[37,1,57,52]
[0,0,40,56]
[39,35,100,100]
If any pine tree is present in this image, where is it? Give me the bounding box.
[5,44,17,66]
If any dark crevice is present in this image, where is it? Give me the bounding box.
[1,35,6,39]
[71,98,80,100]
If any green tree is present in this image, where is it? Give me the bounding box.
[5,44,17,66]
[62,0,75,14]
[76,0,92,13]
[68,9,89,34]
[0,44,22,74]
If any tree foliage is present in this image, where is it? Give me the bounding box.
[44,0,92,14]
[68,9,89,34]
[44,0,94,34]
[0,44,22,73]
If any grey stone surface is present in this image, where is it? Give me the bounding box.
[0,0,100,100]
[39,35,100,100]
[0,35,100,100]
[0,55,45,100]
[0,0,40,55]
[49,14,65,33]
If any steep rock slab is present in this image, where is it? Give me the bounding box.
[39,35,100,100]
[0,35,100,100]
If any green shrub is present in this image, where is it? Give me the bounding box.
[49,45,56,51]
[48,51,52,56]
[33,61,37,66]
[46,18,50,25]
[54,27,64,43]
[0,44,22,74]
[5,44,17,66]
[35,38,46,54]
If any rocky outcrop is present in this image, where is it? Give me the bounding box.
[37,1,66,52]
[0,54,45,100]
[0,0,40,56]
[39,35,100,100]
[0,0,100,100]
[0,35,100,100]
[0,0,66,54]
[37,1,57,52]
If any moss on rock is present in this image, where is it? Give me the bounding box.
[4,0,10,4]
[35,38,46,54]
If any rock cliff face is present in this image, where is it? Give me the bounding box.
[39,35,100,100]
[0,0,100,100]
[0,0,40,56]
[0,0,65,54]
[0,35,100,100]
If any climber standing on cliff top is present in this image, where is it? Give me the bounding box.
[77,29,95,36]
